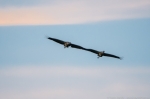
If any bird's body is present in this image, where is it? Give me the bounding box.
[47,36,122,60]
[47,37,86,50]
[48,37,70,48]
[85,49,122,59]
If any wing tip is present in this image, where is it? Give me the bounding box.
[119,57,123,60]
[45,35,50,39]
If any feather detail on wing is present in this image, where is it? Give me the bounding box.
[84,49,99,54]
[48,37,65,45]
[70,44,86,50]
[103,53,122,59]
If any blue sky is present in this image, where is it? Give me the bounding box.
[0,0,150,99]
[1,19,150,66]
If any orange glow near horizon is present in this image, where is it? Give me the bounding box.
[0,8,61,26]
[0,0,150,26]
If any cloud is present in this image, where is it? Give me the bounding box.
[0,65,114,78]
[0,0,150,25]
[1,65,150,78]
[0,65,150,99]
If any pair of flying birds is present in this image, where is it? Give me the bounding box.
[48,37,122,60]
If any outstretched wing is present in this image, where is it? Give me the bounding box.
[48,37,65,45]
[103,53,122,59]
[70,44,86,50]
[84,49,99,54]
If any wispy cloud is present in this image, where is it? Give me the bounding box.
[0,0,150,25]
[0,65,150,99]
[1,65,150,78]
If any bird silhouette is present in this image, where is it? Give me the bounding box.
[85,49,122,59]
[47,37,86,50]
[47,36,122,60]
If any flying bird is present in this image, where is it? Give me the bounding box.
[47,37,86,50]
[47,36,122,60]
[85,49,122,59]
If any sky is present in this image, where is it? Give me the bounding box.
[0,0,150,99]
[0,0,150,25]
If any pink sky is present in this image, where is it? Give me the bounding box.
[0,0,150,26]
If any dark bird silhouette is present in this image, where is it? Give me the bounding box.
[85,49,122,59]
[47,36,122,60]
[47,37,86,50]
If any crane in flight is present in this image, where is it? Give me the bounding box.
[47,37,86,50]
[85,49,122,59]
[47,36,122,60]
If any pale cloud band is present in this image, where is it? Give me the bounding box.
[0,65,150,99]
[0,0,150,25]
[1,65,150,78]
